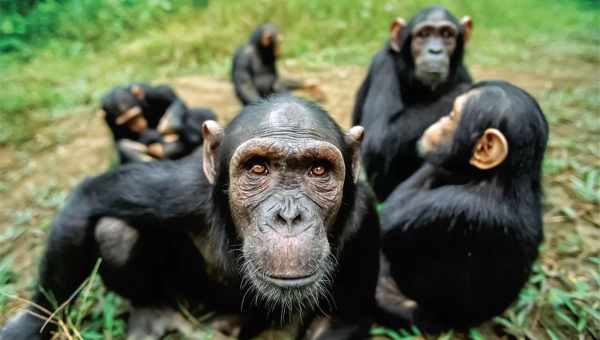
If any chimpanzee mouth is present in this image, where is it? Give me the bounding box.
[240,257,336,321]
[259,271,319,289]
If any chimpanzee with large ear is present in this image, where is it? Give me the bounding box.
[231,24,324,106]
[354,6,473,201]
[102,83,216,163]
[376,81,549,333]
[0,96,379,340]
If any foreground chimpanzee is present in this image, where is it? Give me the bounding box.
[102,83,216,163]
[376,81,549,333]
[1,96,380,340]
[231,23,324,106]
[354,6,473,200]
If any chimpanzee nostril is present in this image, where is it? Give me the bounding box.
[429,48,443,55]
[276,209,302,228]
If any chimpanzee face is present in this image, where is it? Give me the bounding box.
[411,11,459,89]
[418,91,470,157]
[260,28,283,57]
[202,99,363,316]
[112,88,144,127]
[418,88,509,171]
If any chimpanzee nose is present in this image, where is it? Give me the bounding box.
[272,196,304,231]
[276,204,302,229]
[429,47,443,55]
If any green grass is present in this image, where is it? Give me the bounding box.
[1,0,598,145]
[0,0,599,339]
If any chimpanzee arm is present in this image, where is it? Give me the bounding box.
[117,139,155,163]
[160,140,186,159]
[380,184,537,246]
[378,163,438,208]
[88,153,209,223]
[137,129,163,144]
[351,71,372,126]
[158,99,188,134]
[233,49,261,104]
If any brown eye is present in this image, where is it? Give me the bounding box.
[417,30,429,39]
[441,29,454,39]
[310,165,327,177]
[249,163,268,176]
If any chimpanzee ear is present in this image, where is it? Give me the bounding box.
[389,18,406,52]
[469,128,508,170]
[130,84,145,100]
[344,126,365,183]
[461,16,473,45]
[261,31,273,47]
[202,120,224,184]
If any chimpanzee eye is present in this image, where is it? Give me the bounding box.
[441,30,452,38]
[310,164,328,177]
[249,163,268,175]
[246,157,269,176]
[417,30,429,39]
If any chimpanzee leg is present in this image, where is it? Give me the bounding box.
[1,203,99,340]
[95,218,211,339]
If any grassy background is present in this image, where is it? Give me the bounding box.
[0,0,599,339]
[1,0,597,144]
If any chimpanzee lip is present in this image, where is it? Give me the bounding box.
[259,271,319,288]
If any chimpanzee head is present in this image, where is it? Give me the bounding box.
[250,23,282,58]
[418,80,549,181]
[389,6,473,90]
[101,84,148,129]
[201,96,363,316]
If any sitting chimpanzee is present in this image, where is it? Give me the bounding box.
[231,23,324,106]
[376,81,549,333]
[0,96,380,340]
[353,6,473,200]
[101,83,216,163]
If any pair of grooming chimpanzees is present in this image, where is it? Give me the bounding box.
[354,6,546,332]
[1,5,549,340]
[102,83,216,163]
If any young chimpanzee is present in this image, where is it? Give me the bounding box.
[231,23,324,106]
[101,83,216,163]
[0,96,380,340]
[354,6,473,200]
[376,81,549,333]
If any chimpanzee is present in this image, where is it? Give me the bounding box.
[231,23,324,106]
[101,83,216,163]
[353,6,473,200]
[0,96,380,340]
[376,81,549,333]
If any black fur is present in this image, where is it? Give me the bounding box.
[354,6,472,201]
[378,81,548,332]
[231,24,303,106]
[101,83,216,163]
[0,96,380,340]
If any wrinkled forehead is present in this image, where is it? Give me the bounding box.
[228,103,344,164]
[412,8,458,31]
[235,103,335,142]
[413,12,457,31]
[231,137,344,167]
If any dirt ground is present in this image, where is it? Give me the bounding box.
[0,64,598,338]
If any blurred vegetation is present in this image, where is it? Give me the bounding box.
[0,0,598,145]
[0,1,598,339]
